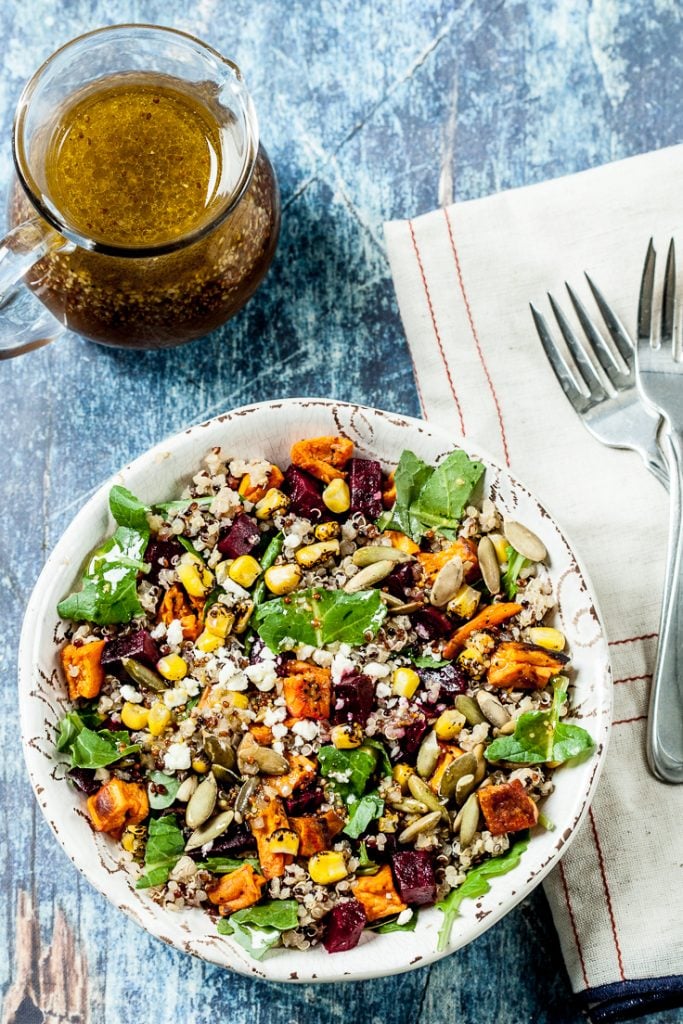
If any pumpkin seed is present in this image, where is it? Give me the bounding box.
[458,792,480,848]
[185,772,217,829]
[476,690,511,728]
[398,810,442,844]
[455,773,476,805]
[439,751,478,799]
[497,719,517,736]
[455,694,486,726]
[176,776,198,803]
[211,764,237,785]
[389,600,424,614]
[408,774,449,821]
[430,557,464,608]
[203,734,236,770]
[343,560,396,593]
[416,730,440,779]
[122,657,167,692]
[352,546,411,567]
[236,733,261,776]
[503,519,547,562]
[379,591,405,608]
[478,536,501,594]
[392,798,429,815]
[235,777,259,816]
[253,745,289,775]
[184,809,234,851]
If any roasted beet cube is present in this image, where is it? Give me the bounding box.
[322,899,367,953]
[217,514,260,558]
[349,459,383,520]
[384,561,418,600]
[414,607,453,640]
[144,537,183,582]
[187,825,256,860]
[282,465,327,521]
[391,851,437,906]
[396,708,429,756]
[67,767,100,795]
[284,786,325,816]
[331,672,375,726]
[416,662,467,706]
[101,629,160,668]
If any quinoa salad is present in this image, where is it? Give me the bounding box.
[54,435,594,958]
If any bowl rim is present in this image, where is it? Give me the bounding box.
[18,397,612,983]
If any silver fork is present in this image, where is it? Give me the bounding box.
[637,238,683,784]
[530,277,668,488]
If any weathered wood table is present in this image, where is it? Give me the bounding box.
[2,2,682,1022]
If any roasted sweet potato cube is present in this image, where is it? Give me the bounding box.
[238,465,285,503]
[60,639,107,701]
[86,778,149,837]
[248,797,292,879]
[417,538,479,583]
[352,864,408,922]
[267,755,317,798]
[477,779,539,836]
[282,661,331,720]
[487,641,566,690]
[290,436,354,483]
[290,808,346,856]
[249,724,275,746]
[158,584,201,640]
[206,863,266,915]
[443,602,523,659]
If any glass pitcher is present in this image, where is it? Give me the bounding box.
[1,25,280,358]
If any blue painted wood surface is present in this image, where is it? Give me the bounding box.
[2,1,682,1021]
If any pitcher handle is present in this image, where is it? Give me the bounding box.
[0,217,71,359]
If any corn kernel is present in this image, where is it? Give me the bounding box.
[458,646,484,667]
[331,723,363,749]
[488,532,510,565]
[157,653,188,681]
[447,584,481,619]
[314,521,341,541]
[295,540,340,568]
[195,629,224,653]
[308,851,348,885]
[322,478,351,514]
[228,691,250,710]
[264,564,302,595]
[192,757,210,774]
[121,701,149,731]
[267,828,300,856]
[148,702,172,736]
[121,829,136,853]
[434,709,467,741]
[204,604,235,639]
[255,488,290,520]
[392,666,420,699]
[378,813,398,833]
[228,555,262,588]
[527,626,566,652]
[392,763,414,791]
[177,552,214,598]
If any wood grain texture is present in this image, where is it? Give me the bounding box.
[1,1,682,1022]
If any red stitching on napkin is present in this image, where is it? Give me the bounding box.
[612,715,648,725]
[442,207,511,467]
[558,859,590,989]
[589,808,626,981]
[407,219,466,435]
[609,632,658,646]
[613,674,651,686]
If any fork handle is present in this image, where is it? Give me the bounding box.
[647,425,683,783]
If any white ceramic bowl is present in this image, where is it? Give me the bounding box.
[19,398,612,983]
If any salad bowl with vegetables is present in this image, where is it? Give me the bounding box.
[19,399,611,982]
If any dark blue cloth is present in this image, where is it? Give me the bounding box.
[578,976,683,1022]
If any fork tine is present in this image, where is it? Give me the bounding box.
[584,272,634,364]
[548,294,608,401]
[661,238,675,347]
[638,238,656,344]
[565,283,629,383]
[529,303,591,405]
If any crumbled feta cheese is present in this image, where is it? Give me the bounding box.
[312,648,333,668]
[166,619,184,649]
[296,644,316,661]
[364,662,391,679]
[272,723,288,739]
[291,719,319,741]
[264,705,288,727]
[164,743,191,772]
[244,661,277,692]
[120,684,143,704]
[184,677,200,697]
[396,908,413,926]
[218,661,248,691]
[150,621,167,640]
[332,652,356,684]
[164,687,189,709]
[375,682,392,699]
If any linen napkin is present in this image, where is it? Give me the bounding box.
[384,145,683,1023]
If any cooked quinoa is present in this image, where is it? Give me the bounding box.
[54,436,593,958]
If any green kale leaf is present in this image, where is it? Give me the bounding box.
[217,899,299,960]
[254,587,386,652]
[108,485,150,531]
[56,710,139,768]
[147,771,181,810]
[342,792,384,839]
[318,745,378,804]
[501,545,529,598]
[136,816,185,890]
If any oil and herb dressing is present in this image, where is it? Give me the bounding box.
[44,79,225,248]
